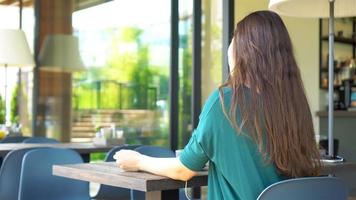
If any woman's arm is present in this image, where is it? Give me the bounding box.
[114,149,197,181]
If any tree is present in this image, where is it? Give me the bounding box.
[10,85,19,123]
[105,27,155,109]
[72,26,169,146]
[0,95,4,124]
[73,27,155,110]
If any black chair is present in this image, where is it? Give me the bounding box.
[92,144,141,200]
[319,139,339,156]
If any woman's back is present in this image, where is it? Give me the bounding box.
[180,88,282,200]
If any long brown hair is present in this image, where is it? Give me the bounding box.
[219,10,320,178]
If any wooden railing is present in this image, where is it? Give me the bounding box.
[72,80,157,110]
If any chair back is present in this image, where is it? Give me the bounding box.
[0,147,41,200]
[22,136,59,143]
[106,144,141,161]
[257,176,348,200]
[0,136,30,143]
[131,146,175,200]
[92,144,141,200]
[135,145,175,158]
[18,148,90,200]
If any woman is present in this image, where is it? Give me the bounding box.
[114,10,320,199]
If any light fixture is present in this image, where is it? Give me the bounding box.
[269,0,356,162]
[0,29,35,126]
[39,34,85,72]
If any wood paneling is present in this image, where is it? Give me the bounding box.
[36,0,75,142]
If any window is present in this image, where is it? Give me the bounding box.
[178,0,223,148]
[72,0,171,146]
[0,2,34,135]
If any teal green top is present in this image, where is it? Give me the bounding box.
[180,88,282,200]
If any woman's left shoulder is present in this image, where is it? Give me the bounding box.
[200,87,232,118]
[206,87,232,104]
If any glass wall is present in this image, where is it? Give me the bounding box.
[202,0,223,101]
[71,0,171,146]
[178,0,193,148]
[177,0,223,148]
[0,2,35,136]
[0,0,227,157]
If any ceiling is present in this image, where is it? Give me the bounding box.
[0,0,111,10]
[0,0,33,7]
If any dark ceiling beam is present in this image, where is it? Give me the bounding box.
[0,0,33,7]
[0,0,18,5]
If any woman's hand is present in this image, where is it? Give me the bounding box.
[114,149,197,181]
[114,149,143,171]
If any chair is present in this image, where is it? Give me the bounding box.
[18,148,90,200]
[0,136,30,143]
[135,145,176,158]
[257,176,348,200]
[22,136,59,143]
[0,136,31,167]
[131,145,184,200]
[0,147,42,200]
[92,144,141,200]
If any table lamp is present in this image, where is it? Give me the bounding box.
[39,34,85,72]
[269,0,356,162]
[0,29,35,126]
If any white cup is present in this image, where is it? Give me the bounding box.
[116,130,124,138]
[100,128,112,139]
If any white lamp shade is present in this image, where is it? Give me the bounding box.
[269,0,356,18]
[39,35,85,72]
[0,29,35,67]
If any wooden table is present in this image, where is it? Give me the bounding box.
[0,143,114,162]
[53,162,208,200]
[53,161,356,200]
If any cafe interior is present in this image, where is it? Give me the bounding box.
[0,0,356,199]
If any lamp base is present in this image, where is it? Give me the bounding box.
[321,155,345,163]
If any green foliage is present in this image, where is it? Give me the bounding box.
[178,35,193,149]
[90,152,106,162]
[73,26,166,110]
[73,26,171,147]
[121,28,143,43]
[10,85,19,123]
[0,95,5,124]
